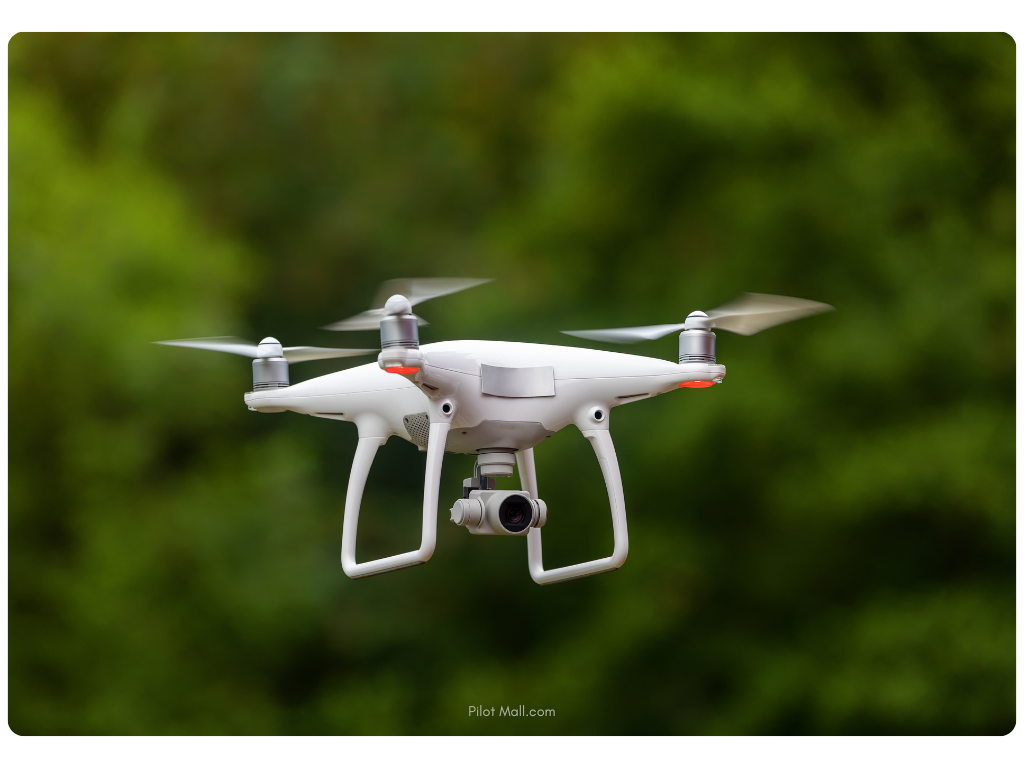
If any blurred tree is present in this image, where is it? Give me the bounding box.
[8,33,1015,734]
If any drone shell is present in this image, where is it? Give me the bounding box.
[244,340,725,451]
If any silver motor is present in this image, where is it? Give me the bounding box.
[678,328,716,364]
[252,357,289,390]
[252,337,290,390]
[380,295,420,349]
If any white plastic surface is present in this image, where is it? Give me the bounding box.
[244,340,724,454]
[519,430,629,585]
[479,363,555,397]
[340,420,450,578]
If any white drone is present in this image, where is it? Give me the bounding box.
[157,278,831,585]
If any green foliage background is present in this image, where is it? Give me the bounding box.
[8,33,1015,735]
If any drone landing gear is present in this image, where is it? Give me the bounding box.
[340,420,628,584]
[340,421,450,579]
[519,430,629,585]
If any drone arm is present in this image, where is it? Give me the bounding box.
[521,430,629,585]
[341,421,450,579]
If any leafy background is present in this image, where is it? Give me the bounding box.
[8,32,1015,735]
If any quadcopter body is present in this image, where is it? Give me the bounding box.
[157,279,830,585]
[244,339,723,452]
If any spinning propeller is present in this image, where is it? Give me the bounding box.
[154,337,376,391]
[562,292,833,343]
[323,277,493,331]
[153,336,376,362]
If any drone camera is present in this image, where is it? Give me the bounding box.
[498,494,537,533]
[451,490,547,535]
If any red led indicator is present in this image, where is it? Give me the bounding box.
[384,366,420,374]
[679,380,715,388]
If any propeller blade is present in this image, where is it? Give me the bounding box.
[561,323,687,344]
[322,308,428,332]
[153,336,259,357]
[372,277,492,309]
[282,346,378,363]
[708,293,833,336]
[560,293,831,344]
[324,277,489,331]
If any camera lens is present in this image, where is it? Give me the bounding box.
[498,495,534,533]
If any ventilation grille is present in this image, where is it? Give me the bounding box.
[403,412,457,451]
[678,354,716,364]
[403,413,431,447]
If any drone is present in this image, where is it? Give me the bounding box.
[156,278,831,585]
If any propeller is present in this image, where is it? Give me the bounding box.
[153,336,377,362]
[562,293,833,343]
[323,277,492,331]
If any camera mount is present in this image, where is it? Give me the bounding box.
[462,458,497,497]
